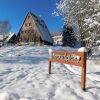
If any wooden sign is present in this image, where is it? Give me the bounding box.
[48,48,87,90]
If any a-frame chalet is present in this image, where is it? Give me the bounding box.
[17,12,53,45]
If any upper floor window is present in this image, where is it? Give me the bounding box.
[29,28,34,33]
[21,31,23,33]
[25,23,27,27]
[28,15,30,18]
[29,23,31,26]
[25,30,27,33]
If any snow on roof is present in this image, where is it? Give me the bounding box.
[32,14,53,43]
[6,33,14,42]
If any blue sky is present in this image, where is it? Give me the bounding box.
[0,0,63,33]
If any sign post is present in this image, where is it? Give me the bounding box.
[48,48,52,74]
[48,47,87,90]
[78,47,87,90]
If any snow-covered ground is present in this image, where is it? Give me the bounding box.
[0,45,100,100]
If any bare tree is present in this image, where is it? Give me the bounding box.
[0,20,11,46]
[0,20,11,35]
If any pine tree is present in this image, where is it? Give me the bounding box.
[62,25,77,47]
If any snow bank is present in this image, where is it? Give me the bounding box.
[0,92,19,100]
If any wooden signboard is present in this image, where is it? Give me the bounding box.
[48,48,87,90]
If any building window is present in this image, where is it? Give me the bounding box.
[29,28,34,33]
[25,30,27,33]
[25,23,27,27]
[28,15,30,18]
[21,31,23,33]
[29,23,31,26]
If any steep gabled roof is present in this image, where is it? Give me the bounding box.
[31,13,53,43]
[17,12,30,37]
[17,12,53,43]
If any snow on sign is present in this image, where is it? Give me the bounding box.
[48,47,87,90]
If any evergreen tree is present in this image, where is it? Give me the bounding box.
[62,25,77,47]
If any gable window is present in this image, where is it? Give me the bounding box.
[28,15,30,18]
[29,28,34,33]
[25,30,27,33]
[29,23,31,26]
[21,31,23,33]
[25,23,27,27]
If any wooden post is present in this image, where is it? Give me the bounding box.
[49,60,51,74]
[48,47,87,90]
[48,48,52,74]
[81,52,87,90]
[78,47,87,90]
